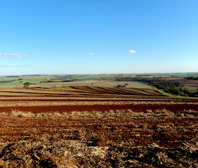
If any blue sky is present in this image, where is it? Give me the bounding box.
[0,0,197,75]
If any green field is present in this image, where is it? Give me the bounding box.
[0,73,197,98]
[0,75,152,88]
[0,76,44,87]
[52,88,79,91]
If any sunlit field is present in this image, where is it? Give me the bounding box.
[0,84,197,167]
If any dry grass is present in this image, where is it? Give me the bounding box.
[0,100,197,107]
[0,109,197,119]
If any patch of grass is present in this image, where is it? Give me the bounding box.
[155,89,188,98]
[74,74,133,80]
[22,78,43,83]
[184,86,198,93]
[53,88,79,91]
[0,77,44,87]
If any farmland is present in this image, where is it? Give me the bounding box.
[0,80,197,167]
[2,0,198,167]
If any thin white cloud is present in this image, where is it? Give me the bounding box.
[71,62,86,65]
[73,53,94,56]
[22,54,32,58]
[128,50,136,54]
[0,54,32,58]
[72,53,80,56]
[0,64,32,68]
[83,53,94,55]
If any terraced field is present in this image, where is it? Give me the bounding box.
[0,86,197,167]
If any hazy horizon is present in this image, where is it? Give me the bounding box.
[0,0,197,75]
[1,72,198,77]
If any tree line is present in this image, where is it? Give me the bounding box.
[185,77,198,80]
[115,77,198,97]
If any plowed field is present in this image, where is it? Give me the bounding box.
[0,86,197,167]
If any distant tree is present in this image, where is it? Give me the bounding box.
[23,82,31,89]
[116,84,125,88]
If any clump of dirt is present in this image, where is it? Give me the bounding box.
[0,134,71,168]
[0,134,197,168]
[0,134,109,168]
[106,140,198,167]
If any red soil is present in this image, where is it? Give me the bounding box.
[0,104,197,113]
[0,86,197,167]
[0,116,197,148]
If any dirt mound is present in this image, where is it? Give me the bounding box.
[0,134,197,168]
[107,139,198,167]
[0,134,110,168]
